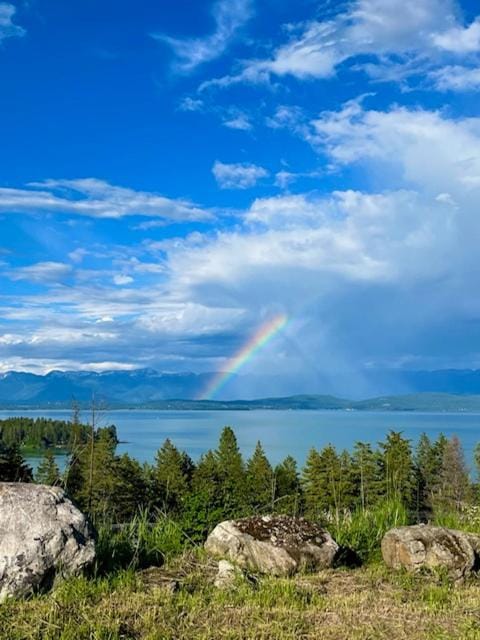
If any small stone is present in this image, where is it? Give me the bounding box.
[214,560,239,589]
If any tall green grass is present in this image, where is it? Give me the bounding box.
[95,510,186,573]
[333,499,409,562]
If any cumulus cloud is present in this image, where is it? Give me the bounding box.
[203,0,480,89]
[0,3,25,43]
[0,178,211,222]
[306,99,480,197]
[153,0,253,72]
[212,161,269,189]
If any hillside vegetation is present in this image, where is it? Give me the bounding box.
[2,423,480,638]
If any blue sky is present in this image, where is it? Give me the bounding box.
[1,0,480,394]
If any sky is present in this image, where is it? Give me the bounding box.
[1,0,480,394]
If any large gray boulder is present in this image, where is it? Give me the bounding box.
[0,483,96,601]
[382,524,480,580]
[205,515,338,576]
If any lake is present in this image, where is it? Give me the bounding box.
[2,409,480,470]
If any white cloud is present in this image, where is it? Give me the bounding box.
[429,65,480,91]
[307,100,480,197]
[0,3,25,42]
[178,96,205,112]
[222,112,252,130]
[154,0,253,73]
[0,178,211,222]
[432,17,480,53]
[204,0,480,89]
[212,161,269,189]
[7,262,73,284]
[113,274,134,286]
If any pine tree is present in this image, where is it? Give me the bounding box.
[378,431,415,507]
[414,433,446,518]
[303,445,354,521]
[274,455,302,516]
[35,448,60,485]
[153,439,192,514]
[0,443,33,482]
[439,435,470,512]
[351,441,381,511]
[215,426,246,517]
[113,454,148,522]
[181,450,223,541]
[302,447,323,519]
[67,426,118,518]
[246,441,274,513]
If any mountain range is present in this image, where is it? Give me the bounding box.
[3,368,480,410]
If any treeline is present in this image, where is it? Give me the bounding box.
[0,416,117,450]
[1,422,478,545]
[4,425,476,541]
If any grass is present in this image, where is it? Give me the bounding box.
[333,499,409,562]
[3,554,480,640]
[4,502,480,639]
[94,511,186,574]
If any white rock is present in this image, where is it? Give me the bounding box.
[214,559,239,589]
[205,515,338,577]
[0,483,96,601]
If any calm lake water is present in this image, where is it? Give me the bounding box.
[2,409,480,469]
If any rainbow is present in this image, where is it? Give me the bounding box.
[199,313,288,400]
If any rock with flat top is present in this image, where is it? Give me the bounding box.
[382,524,480,580]
[0,482,96,601]
[205,515,338,576]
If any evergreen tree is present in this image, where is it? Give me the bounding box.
[351,442,381,511]
[414,433,446,518]
[35,448,60,485]
[246,441,273,513]
[68,426,118,518]
[181,450,223,541]
[274,455,302,515]
[153,439,192,514]
[378,431,415,507]
[303,444,354,523]
[439,435,470,512]
[0,442,33,482]
[302,447,323,519]
[112,454,149,521]
[215,426,246,517]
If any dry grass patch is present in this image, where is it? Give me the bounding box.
[2,556,480,639]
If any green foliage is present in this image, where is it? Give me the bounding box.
[35,448,60,485]
[246,440,274,513]
[334,499,409,562]
[350,441,382,511]
[414,433,445,517]
[0,442,33,482]
[438,435,470,511]
[214,426,247,517]
[0,416,90,451]
[302,445,355,522]
[273,455,303,516]
[95,511,185,573]
[378,431,415,507]
[152,438,193,514]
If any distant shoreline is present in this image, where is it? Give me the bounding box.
[2,392,480,413]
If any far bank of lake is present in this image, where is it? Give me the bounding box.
[2,408,480,470]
